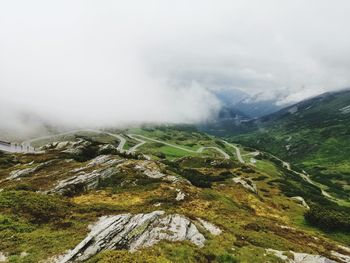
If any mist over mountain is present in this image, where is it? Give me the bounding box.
[2,0,350,135]
[1,2,350,262]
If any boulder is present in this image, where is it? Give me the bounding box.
[49,160,124,195]
[267,249,337,263]
[57,211,213,262]
[175,189,186,201]
[197,218,222,236]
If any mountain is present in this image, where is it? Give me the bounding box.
[201,89,283,136]
[230,88,350,201]
[0,126,349,262]
[214,88,283,118]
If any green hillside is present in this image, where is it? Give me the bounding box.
[0,127,349,262]
[230,89,350,201]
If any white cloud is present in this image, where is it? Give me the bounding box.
[0,0,349,134]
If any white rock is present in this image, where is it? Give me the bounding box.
[197,218,222,235]
[7,160,57,180]
[8,167,37,180]
[175,189,185,201]
[0,252,7,262]
[56,141,72,150]
[331,251,350,263]
[267,249,337,263]
[50,160,124,194]
[134,161,166,179]
[86,155,113,167]
[57,211,211,262]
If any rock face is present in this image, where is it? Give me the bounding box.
[134,161,166,179]
[197,218,222,236]
[50,159,124,195]
[233,176,257,193]
[8,167,37,180]
[134,161,189,184]
[267,249,337,263]
[57,211,215,262]
[97,144,118,155]
[7,160,57,180]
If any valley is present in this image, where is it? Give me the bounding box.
[0,126,349,262]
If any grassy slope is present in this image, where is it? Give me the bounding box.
[230,90,350,201]
[0,127,349,262]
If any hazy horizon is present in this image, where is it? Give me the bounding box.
[1,0,350,136]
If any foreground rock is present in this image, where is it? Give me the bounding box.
[7,160,57,180]
[267,249,340,263]
[57,211,220,262]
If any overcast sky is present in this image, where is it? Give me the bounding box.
[1,0,350,132]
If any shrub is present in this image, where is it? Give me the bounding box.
[304,204,350,232]
[182,169,233,188]
[0,191,71,223]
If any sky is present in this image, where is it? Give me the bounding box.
[1,0,350,134]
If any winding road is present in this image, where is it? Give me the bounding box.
[127,134,230,159]
[0,129,341,202]
[1,130,231,160]
[222,141,245,163]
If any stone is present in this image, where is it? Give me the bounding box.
[7,160,57,180]
[86,155,113,167]
[175,189,185,201]
[57,211,213,262]
[135,162,165,179]
[267,249,337,263]
[197,218,222,236]
[49,160,124,194]
[331,251,350,263]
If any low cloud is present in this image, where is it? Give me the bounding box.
[1,0,350,135]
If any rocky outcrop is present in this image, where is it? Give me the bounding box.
[233,176,257,193]
[86,155,118,167]
[134,161,166,179]
[291,196,310,209]
[267,249,337,263]
[7,160,57,180]
[331,251,350,263]
[197,218,222,236]
[57,211,212,262]
[134,161,189,184]
[49,160,124,195]
[8,167,37,180]
[175,189,186,201]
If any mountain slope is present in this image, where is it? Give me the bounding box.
[230,88,350,201]
[0,127,349,262]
